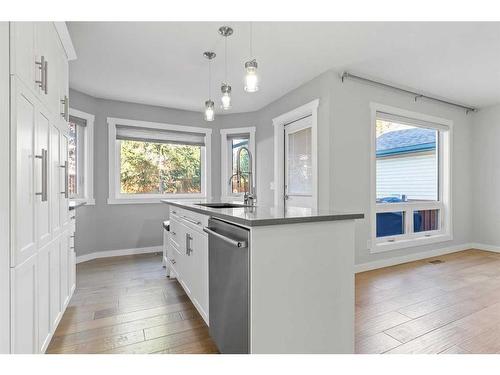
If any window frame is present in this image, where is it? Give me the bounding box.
[220,127,256,201]
[370,103,452,253]
[107,117,212,204]
[68,108,95,205]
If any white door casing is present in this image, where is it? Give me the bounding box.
[272,99,319,209]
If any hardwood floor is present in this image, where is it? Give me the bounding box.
[48,249,500,354]
[46,253,218,354]
[356,249,500,354]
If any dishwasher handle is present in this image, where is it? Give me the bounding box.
[203,227,248,248]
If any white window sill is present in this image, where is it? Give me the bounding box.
[107,196,209,205]
[370,233,452,254]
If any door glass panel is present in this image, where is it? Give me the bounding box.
[287,127,312,195]
[414,209,439,232]
[376,211,405,238]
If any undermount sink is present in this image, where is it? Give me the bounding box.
[195,203,253,209]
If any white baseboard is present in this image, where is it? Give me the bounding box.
[76,246,161,264]
[469,243,500,253]
[354,242,474,273]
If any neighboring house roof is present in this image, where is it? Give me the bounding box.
[376,128,436,157]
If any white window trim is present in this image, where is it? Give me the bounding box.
[369,103,453,253]
[220,126,256,201]
[107,117,212,204]
[69,108,95,205]
[272,99,319,209]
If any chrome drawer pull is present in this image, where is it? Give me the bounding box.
[35,149,48,201]
[182,215,201,225]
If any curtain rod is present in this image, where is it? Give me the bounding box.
[341,72,477,114]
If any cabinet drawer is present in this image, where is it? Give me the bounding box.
[169,206,208,233]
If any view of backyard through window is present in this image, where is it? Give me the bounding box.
[375,117,441,239]
[119,140,202,194]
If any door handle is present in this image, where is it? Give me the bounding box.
[35,149,48,202]
[60,161,68,198]
[203,227,247,248]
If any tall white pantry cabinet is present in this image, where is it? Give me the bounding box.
[1,22,76,354]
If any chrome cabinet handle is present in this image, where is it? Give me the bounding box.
[35,149,48,202]
[43,59,48,94]
[203,227,247,248]
[60,95,69,121]
[186,233,193,255]
[181,215,201,225]
[35,56,45,91]
[60,161,68,198]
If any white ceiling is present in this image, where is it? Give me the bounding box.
[68,22,500,113]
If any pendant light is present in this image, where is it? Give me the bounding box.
[219,26,233,110]
[203,51,216,122]
[244,22,259,93]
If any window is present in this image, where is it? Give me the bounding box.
[220,127,256,200]
[371,104,451,252]
[68,109,95,204]
[108,118,212,204]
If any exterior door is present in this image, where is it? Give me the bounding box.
[284,116,314,209]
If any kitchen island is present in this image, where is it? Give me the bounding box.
[161,200,363,354]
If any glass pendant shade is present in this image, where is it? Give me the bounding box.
[221,84,232,110]
[204,100,215,122]
[244,59,259,92]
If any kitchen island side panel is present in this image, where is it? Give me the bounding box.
[249,220,355,353]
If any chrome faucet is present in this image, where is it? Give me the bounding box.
[229,146,256,206]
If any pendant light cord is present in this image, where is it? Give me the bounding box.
[249,22,253,59]
[225,36,228,83]
[208,58,211,98]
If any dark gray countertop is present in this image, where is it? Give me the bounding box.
[69,200,87,211]
[161,199,364,227]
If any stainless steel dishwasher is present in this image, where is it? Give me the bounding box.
[203,218,250,354]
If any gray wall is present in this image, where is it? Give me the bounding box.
[72,68,474,266]
[70,89,258,256]
[471,104,500,247]
[250,70,473,266]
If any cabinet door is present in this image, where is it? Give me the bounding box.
[50,125,61,236]
[9,22,37,93]
[11,78,37,267]
[187,229,209,323]
[37,244,50,353]
[59,133,69,230]
[49,240,61,330]
[69,248,76,296]
[60,231,69,309]
[35,105,51,248]
[11,254,37,354]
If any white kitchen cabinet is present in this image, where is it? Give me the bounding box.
[37,243,51,353]
[4,22,76,354]
[9,22,37,94]
[48,241,61,330]
[59,132,70,231]
[50,124,61,236]
[168,209,209,324]
[35,104,51,249]
[10,78,37,267]
[10,254,37,354]
[60,232,69,310]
